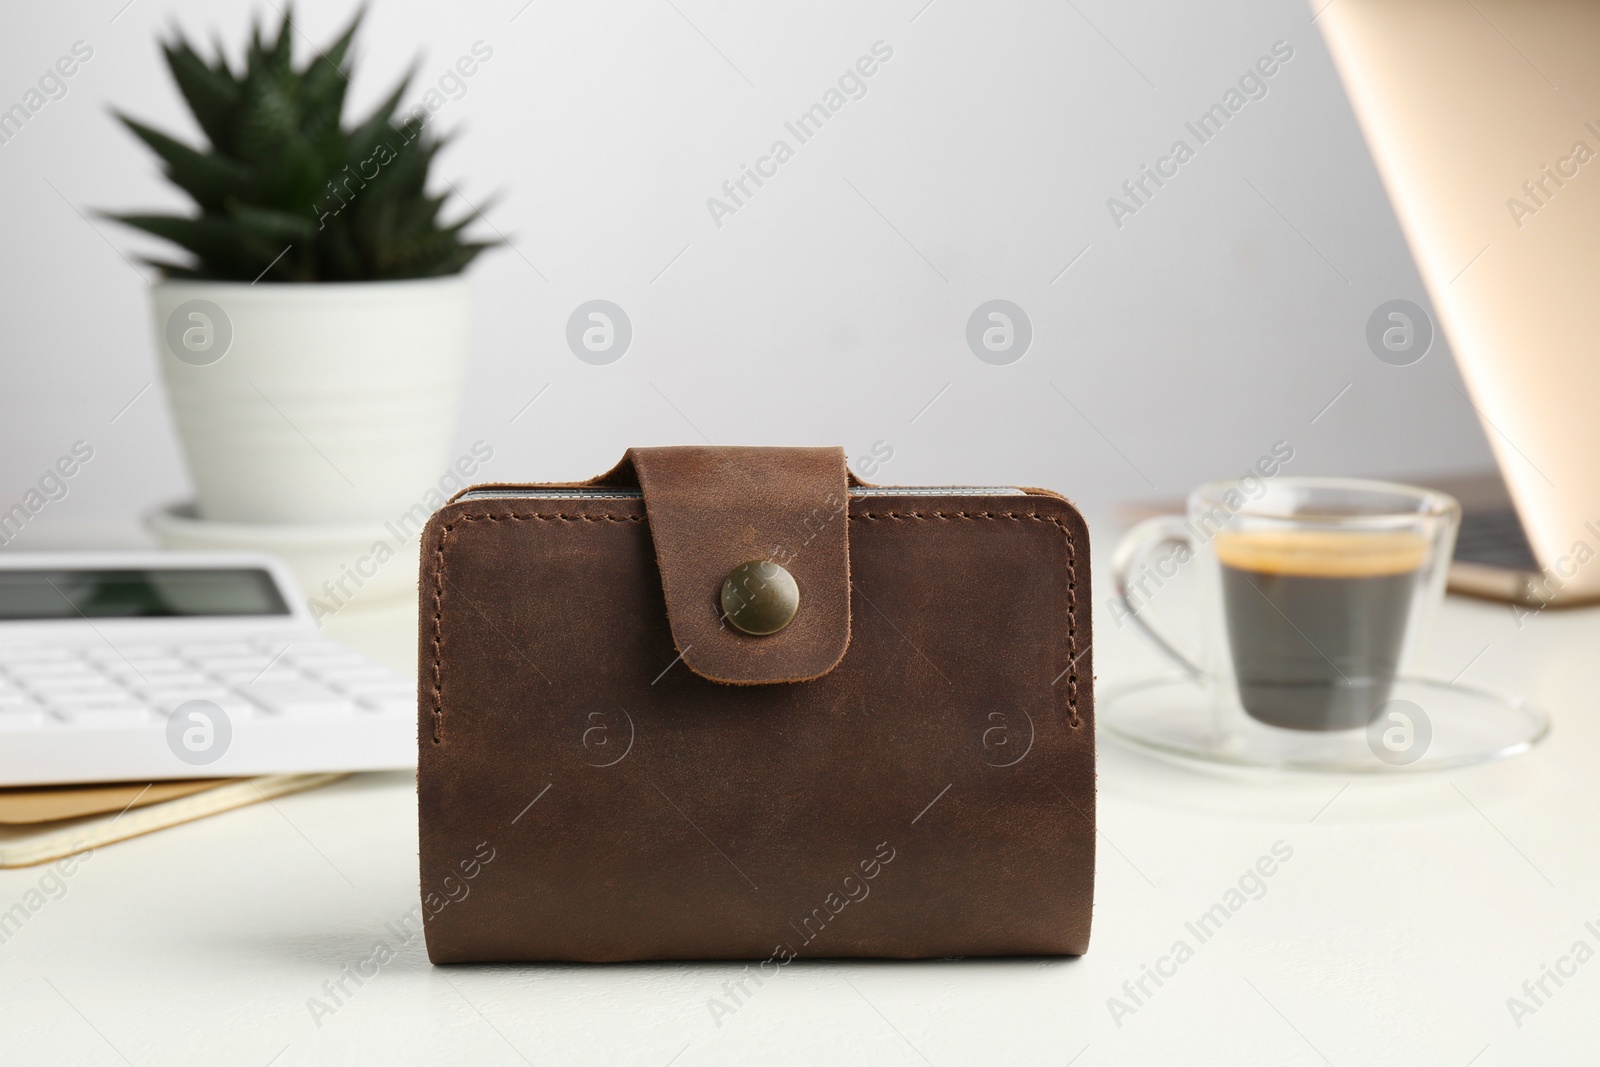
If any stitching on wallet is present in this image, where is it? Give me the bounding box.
[429,508,1081,743]
[430,513,647,743]
[854,510,1082,729]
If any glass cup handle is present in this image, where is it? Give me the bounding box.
[1111,516,1205,679]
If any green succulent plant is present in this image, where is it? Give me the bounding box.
[109,7,496,282]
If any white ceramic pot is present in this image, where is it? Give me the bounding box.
[152,277,470,524]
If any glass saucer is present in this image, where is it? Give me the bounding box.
[1098,674,1549,773]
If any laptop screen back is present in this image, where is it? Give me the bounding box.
[1318,0,1600,594]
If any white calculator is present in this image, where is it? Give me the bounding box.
[0,552,415,787]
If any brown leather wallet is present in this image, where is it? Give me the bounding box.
[417,446,1094,963]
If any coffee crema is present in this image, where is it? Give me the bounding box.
[1214,528,1429,578]
[1215,528,1431,731]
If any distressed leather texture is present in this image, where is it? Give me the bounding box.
[418,446,1095,963]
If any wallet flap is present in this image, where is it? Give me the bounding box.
[621,446,851,685]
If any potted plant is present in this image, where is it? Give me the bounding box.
[110,9,495,524]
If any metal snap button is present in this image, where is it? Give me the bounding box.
[721,561,799,636]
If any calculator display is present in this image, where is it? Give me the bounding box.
[0,569,290,620]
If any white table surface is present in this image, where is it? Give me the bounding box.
[2,517,1598,1066]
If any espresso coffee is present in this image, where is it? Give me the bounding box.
[1215,528,1429,731]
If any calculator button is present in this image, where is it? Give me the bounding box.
[27,681,120,697]
[284,650,368,668]
[242,682,355,718]
[54,705,160,728]
[142,690,257,717]
[115,658,190,674]
[8,661,86,677]
[314,665,396,684]
[126,671,212,688]
[0,646,71,662]
[46,688,137,706]
[193,655,281,671]
[0,705,50,729]
[218,667,303,686]
[88,644,171,660]
[176,642,257,658]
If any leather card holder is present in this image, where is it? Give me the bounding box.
[417,446,1094,963]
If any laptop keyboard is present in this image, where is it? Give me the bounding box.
[1454,507,1541,572]
[0,637,412,732]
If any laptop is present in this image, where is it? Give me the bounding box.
[0,552,414,786]
[1316,0,1600,607]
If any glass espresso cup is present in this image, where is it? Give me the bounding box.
[1112,478,1460,731]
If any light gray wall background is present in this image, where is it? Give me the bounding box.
[0,0,1494,536]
